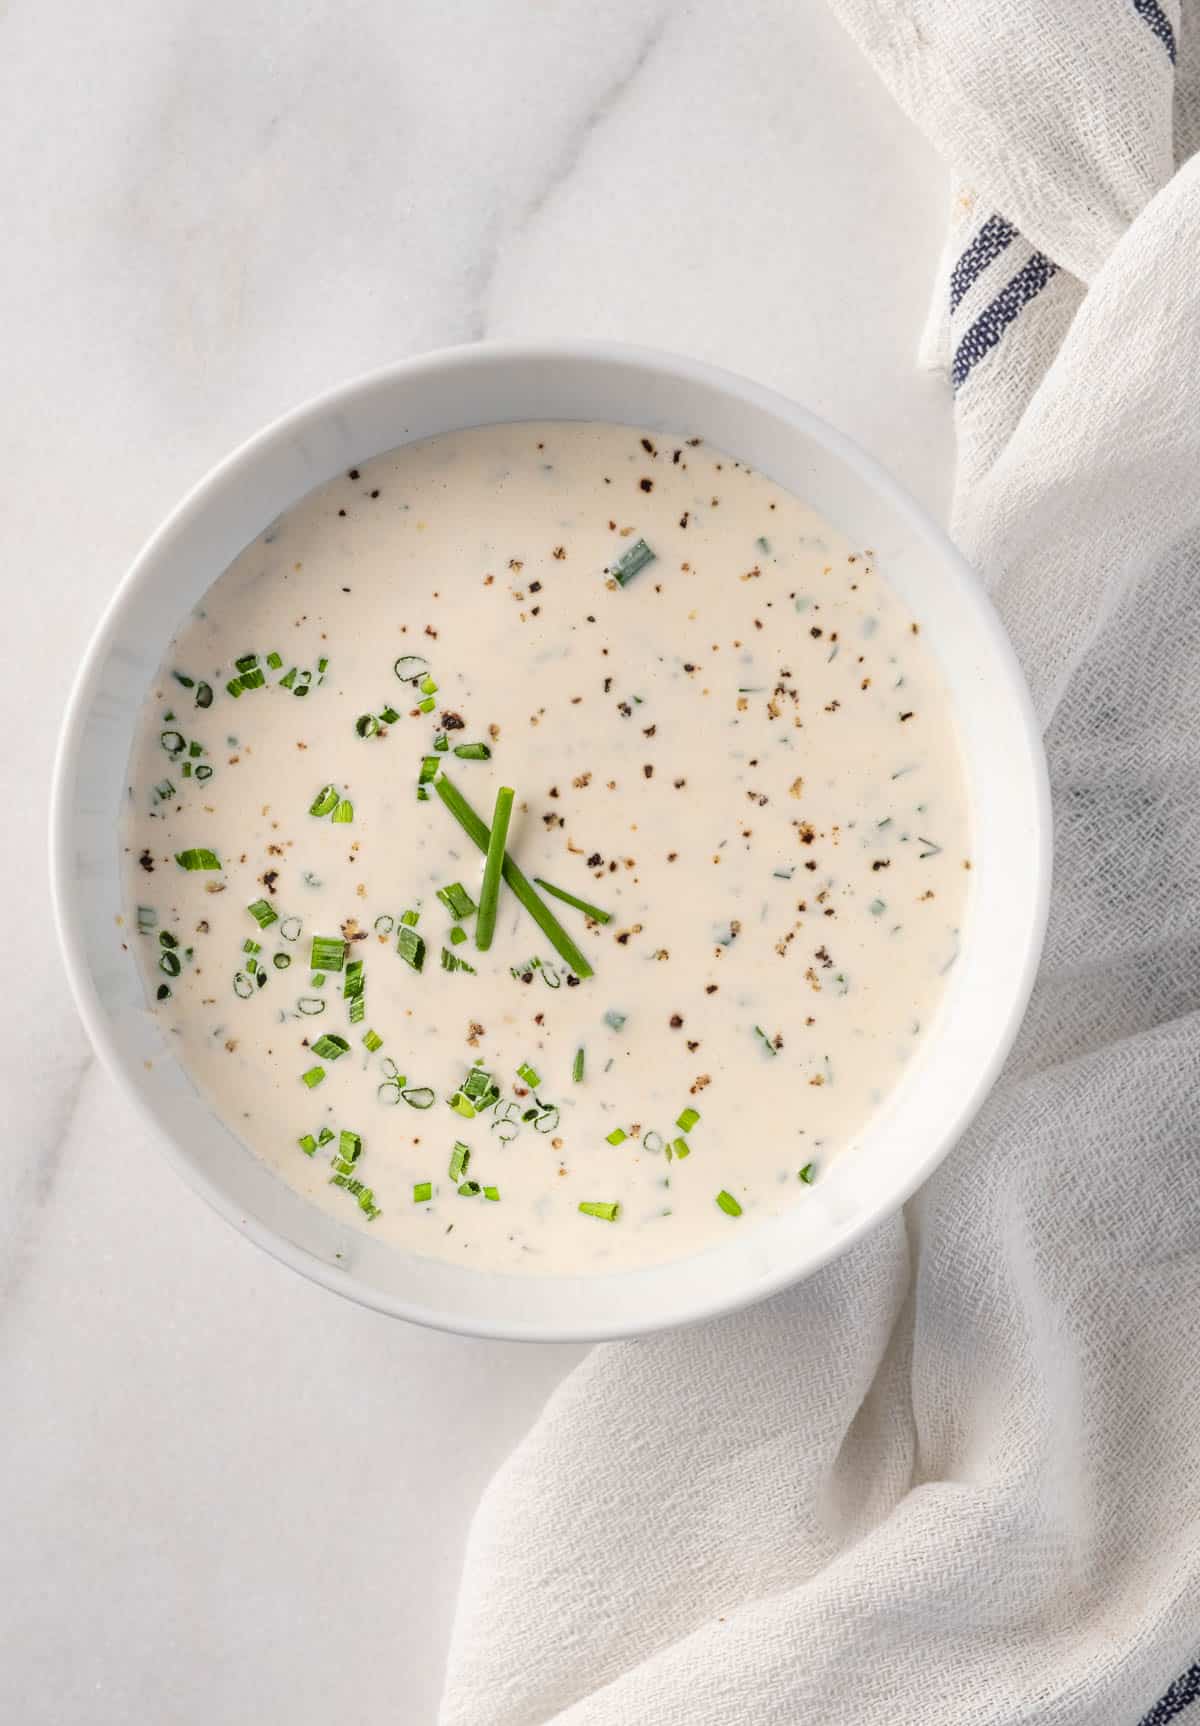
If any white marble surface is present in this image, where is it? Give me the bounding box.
[1,4,951,1719]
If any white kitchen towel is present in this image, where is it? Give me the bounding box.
[438,5,1200,1723]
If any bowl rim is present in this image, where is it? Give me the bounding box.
[49,338,1052,1341]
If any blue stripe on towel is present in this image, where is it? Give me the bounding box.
[949,214,1018,311]
[950,251,1058,391]
[1130,0,1177,62]
[1138,1660,1200,1725]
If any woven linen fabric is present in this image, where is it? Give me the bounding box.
[439,5,1200,1722]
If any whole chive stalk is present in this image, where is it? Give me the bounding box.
[572,1047,585,1084]
[474,783,514,953]
[579,1201,620,1222]
[437,882,477,921]
[309,784,339,817]
[532,879,612,925]
[436,775,592,978]
[606,538,655,587]
[174,848,221,871]
[310,935,346,972]
[716,1190,742,1217]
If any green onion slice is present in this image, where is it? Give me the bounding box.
[579,1201,620,1221]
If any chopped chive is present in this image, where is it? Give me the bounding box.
[332,799,354,824]
[225,677,244,698]
[462,1067,493,1101]
[279,666,297,689]
[181,762,192,778]
[194,764,213,781]
[799,1162,816,1184]
[355,714,379,738]
[458,1181,481,1197]
[517,1061,541,1088]
[242,937,261,955]
[532,879,612,925]
[716,1189,742,1217]
[394,655,430,682]
[194,681,213,708]
[436,776,591,977]
[234,653,258,673]
[433,732,448,752]
[400,908,420,927]
[440,947,477,973]
[363,1028,383,1052]
[413,1181,433,1203]
[449,926,467,946]
[279,916,302,941]
[310,1033,350,1060]
[297,996,325,1014]
[343,960,364,999]
[247,898,278,929]
[869,899,887,916]
[174,848,221,871]
[437,882,477,920]
[449,1142,471,1181]
[233,972,254,998]
[606,538,655,587]
[272,952,291,970]
[402,1086,435,1109]
[643,1131,665,1155]
[918,837,943,859]
[676,1106,700,1132]
[671,1137,691,1159]
[309,784,339,817]
[419,674,438,695]
[153,779,176,802]
[158,930,178,949]
[416,696,436,714]
[603,1010,626,1032]
[310,972,326,987]
[483,1186,500,1201]
[453,742,491,760]
[449,1092,476,1119]
[756,535,771,554]
[579,1201,620,1222]
[379,705,401,725]
[373,914,395,935]
[418,755,440,786]
[753,1025,778,1056]
[136,906,158,933]
[310,936,346,972]
[300,1065,325,1088]
[338,1130,363,1165]
[396,924,426,972]
[317,657,329,676]
[187,740,203,759]
[298,1134,318,1156]
[156,984,171,1001]
[266,651,283,670]
[172,671,195,688]
[572,1047,585,1084]
[330,1173,380,1219]
[159,950,181,977]
[605,1126,627,1146]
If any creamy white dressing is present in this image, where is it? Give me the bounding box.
[122,422,970,1274]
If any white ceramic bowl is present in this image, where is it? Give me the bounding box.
[50,341,1051,1341]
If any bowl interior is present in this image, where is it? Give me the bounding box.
[51,344,1049,1340]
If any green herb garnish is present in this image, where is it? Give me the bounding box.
[300,1065,325,1088]
[309,784,339,817]
[247,898,278,930]
[475,783,514,953]
[572,1047,585,1084]
[716,1189,742,1217]
[413,1181,433,1203]
[606,539,655,587]
[174,848,221,871]
[396,925,426,972]
[579,1201,620,1221]
[310,1033,349,1060]
[310,935,346,972]
[532,879,612,925]
[449,1142,471,1181]
[437,882,477,921]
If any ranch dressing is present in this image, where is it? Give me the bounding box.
[122,422,970,1274]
